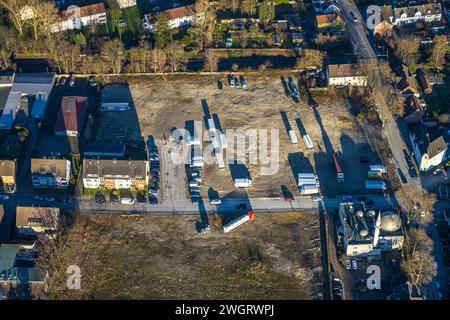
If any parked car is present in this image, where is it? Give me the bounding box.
[69,77,75,87]
[433,168,442,176]
[0,195,9,201]
[234,77,240,88]
[352,260,357,270]
[191,197,201,204]
[60,77,67,85]
[229,77,235,87]
[149,196,158,205]
[345,260,351,270]
[34,195,44,201]
[149,188,158,196]
[45,196,55,202]
[95,192,106,204]
[210,199,222,205]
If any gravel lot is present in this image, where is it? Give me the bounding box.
[124,75,378,198]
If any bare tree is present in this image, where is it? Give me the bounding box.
[295,49,324,72]
[204,49,219,75]
[392,35,420,67]
[102,39,124,74]
[149,48,167,81]
[36,0,60,39]
[405,228,433,257]
[396,185,436,226]
[0,26,16,70]
[431,35,447,68]
[401,249,437,288]
[164,42,186,73]
[0,0,30,35]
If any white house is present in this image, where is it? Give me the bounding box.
[52,2,107,33]
[143,5,203,33]
[390,3,442,26]
[409,126,448,172]
[116,0,137,9]
[31,158,71,189]
[327,63,367,87]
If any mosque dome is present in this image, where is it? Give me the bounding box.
[380,211,402,232]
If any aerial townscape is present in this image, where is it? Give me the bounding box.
[0,0,449,305]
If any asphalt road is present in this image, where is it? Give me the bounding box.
[337,0,420,190]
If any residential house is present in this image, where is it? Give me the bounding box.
[398,74,420,97]
[16,206,60,237]
[82,159,149,191]
[386,3,442,26]
[404,95,426,125]
[326,63,367,87]
[31,158,71,189]
[409,125,448,172]
[315,13,345,35]
[0,160,17,193]
[0,243,47,284]
[116,0,137,9]
[54,96,88,137]
[0,73,56,130]
[52,2,107,33]
[284,14,302,31]
[143,5,202,33]
[416,69,432,94]
[372,5,395,38]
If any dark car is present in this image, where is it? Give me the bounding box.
[95,192,106,204]
[191,196,201,204]
[136,193,147,204]
[236,203,248,210]
[149,196,158,205]
[110,192,119,204]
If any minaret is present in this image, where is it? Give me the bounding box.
[373,211,382,247]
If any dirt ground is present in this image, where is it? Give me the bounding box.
[115,75,378,198]
[40,211,323,300]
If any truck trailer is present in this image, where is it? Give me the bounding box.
[303,135,314,150]
[300,184,319,195]
[365,180,386,190]
[333,152,344,183]
[234,178,253,188]
[369,165,387,174]
[223,211,255,233]
[288,130,298,145]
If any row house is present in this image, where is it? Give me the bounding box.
[143,5,203,33]
[31,158,71,189]
[82,159,149,191]
[326,63,368,87]
[51,2,107,33]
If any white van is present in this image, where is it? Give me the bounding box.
[121,197,135,205]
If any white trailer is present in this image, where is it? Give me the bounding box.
[303,134,314,150]
[298,173,320,187]
[219,133,227,149]
[365,180,386,190]
[234,178,253,188]
[370,165,387,174]
[300,184,319,195]
[190,145,204,167]
[288,130,298,145]
[223,211,255,233]
[215,147,225,170]
[207,119,222,149]
[187,121,202,145]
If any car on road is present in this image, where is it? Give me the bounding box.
[350,11,358,22]
[352,260,357,270]
[433,168,443,176]
[0,195,9,201]
[210,199,222,205]
[312,195,322,202]
[345,260,351,270]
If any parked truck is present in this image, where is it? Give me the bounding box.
[288,130,298,145]
[367,170,382,178]
[303,134,314,150]
[234,178,253,188]
[333,152,344,183]
[365,180,386,190]
[370,165,387,174]
[223,211,255,233]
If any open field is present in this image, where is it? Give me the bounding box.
[40,212,323,300]
[124,75,378,199]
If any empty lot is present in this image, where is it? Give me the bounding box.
[40,211,323,300]
[127,75,378,198]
